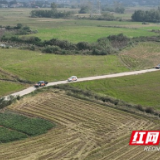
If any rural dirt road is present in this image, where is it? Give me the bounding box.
[5,68,159,99]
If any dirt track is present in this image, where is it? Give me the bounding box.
[6,68,159,98]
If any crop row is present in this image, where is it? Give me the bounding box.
[0,127,27,143]
[0,112,55,136]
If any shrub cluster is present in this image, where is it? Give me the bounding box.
[0,95,19,109]
[4,23,34,35]
[1,34,129,55]
[3,30,159,55]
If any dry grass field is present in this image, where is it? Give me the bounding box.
[120,42,160,70]
[0,90,159,160]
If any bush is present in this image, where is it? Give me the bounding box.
[77,42,92,50]
[108,33,128,41]
[145,107,154,114]
[42,45,60,53]
[136,105,144,112]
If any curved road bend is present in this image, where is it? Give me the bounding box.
[5,68,159,99]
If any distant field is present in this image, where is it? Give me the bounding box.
[0,48,129,83]
[70,70,160,109]
[31,26,157,43]
[0,91,158,159]
[0,8,159,43]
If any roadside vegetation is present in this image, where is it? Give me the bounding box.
[69,71,160,110]
[0,81,25,97]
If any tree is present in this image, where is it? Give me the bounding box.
[16,23,23,29]
[51,2,57,12]
[132,9,160,22]
[114,1,125,13]
[102,12,115,20]
[79,5,90,13]
[132,10,145,22]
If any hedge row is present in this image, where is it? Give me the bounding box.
[52,84,160,117]
[1,34,130,55]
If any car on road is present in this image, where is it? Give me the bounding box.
[34,81,48,88]
[155,64,160,69]
[67,76,77,82]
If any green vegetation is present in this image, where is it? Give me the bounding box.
[0,127,27,143]
[69,71,160,109]
[0,112,54,136]
[29,26,157,43]
[1,8,160,108]
[2,33,130,55]
[0,48,129,83]
[0,81,25,97]
[132,7,160,22]
[31,2,74,18]
[0,112,55,143]
[102,2,125,14]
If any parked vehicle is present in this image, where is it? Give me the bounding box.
[34,81,48,87]
[67,76,77,82]
[155,64,160,69]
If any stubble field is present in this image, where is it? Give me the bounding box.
[0,90,159,160]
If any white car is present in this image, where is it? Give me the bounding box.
[155,64,160,69]
[68,76,77,82]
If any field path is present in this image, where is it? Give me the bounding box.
[5,68,159,98]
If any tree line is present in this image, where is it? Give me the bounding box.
[31,10,73,18]
[30,2,74,18]
[132,7,160,22]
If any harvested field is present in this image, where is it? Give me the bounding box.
[0,91,159,160]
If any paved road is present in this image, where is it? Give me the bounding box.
[4,68,159,99]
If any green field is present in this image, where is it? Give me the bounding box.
[1,41,160,97]
[0,112,54,143]
[0,48,129,83]
[0,8,160,43]
[70,70,160,109]
[0,81,25,96]
[0,127,27,143]
[1,6,160,160]
[30,26,157,43]
[1,8,160,105]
